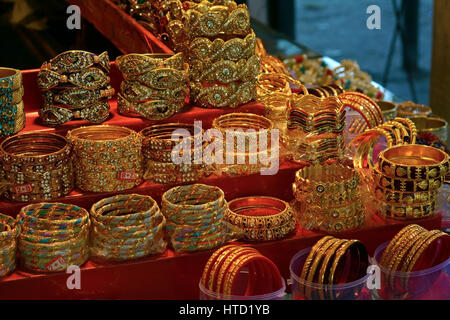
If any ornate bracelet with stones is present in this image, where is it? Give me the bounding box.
[0,132,73,202]
[38,50,113,127]
[67,125,143,193]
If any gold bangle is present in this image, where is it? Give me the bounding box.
[0,67,22,93]
[0,85,23,107]
[375,198,437,220]
[379,224,426,267]
[190,54,260,84]
[397,101,432,118]
[41,50,110,74]
[190,32,257,64]
[377,144,449,180]
[41,86,115,108]
[372,185,438,205]
[67,125,143,192]
[377,100,397,121]
[410,117,448,144]
[190,80,257,108]
[38,67,110,90]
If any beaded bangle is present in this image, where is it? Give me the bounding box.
[225,196,296,241]
[0,132,73,202]
[0,68,22,93]
[67,125,143,192]
[397,101,432,118]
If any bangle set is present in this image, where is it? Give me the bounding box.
[38,50,113,127]
[380,225,450,293]
[201,245,283,297]
[89,194,167,261]
[292,163,365,233]
[339,92,384,129]
[410,117,448,144]
[370,144,448,220]
[0,68,25,136]
[0,132,73,202]
[212,113,276,176]
[67,125,143,192]
[225,196,296,241]
[298,236,369,300]
[0,213,20,277]
[397,101,432,118]
[116,53,189,120]
[161,184,241,253]
[349,118,417,184]
[17,203,90,273]
[140,123,211,184]
[183,1,257,108]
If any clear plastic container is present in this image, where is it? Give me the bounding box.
[371,241,450,300]
[289,247,371,300]
[199,273,286,300]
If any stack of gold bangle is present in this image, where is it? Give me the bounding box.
[161,184,241,252]
[212,113,276,176]
[372,144,449,220]
[66,125,143,192]
[0,213,20,277]
[298,236,369,300]
[140,123,211,184]
[292,163,365,233]
[17,203,90,272]
[201,245,283,297]
[89,194,167,261]
[288,94,346,164]
[349,117,417,184]
[0,67,25,136]
[379,225,450,295]
[339,92,384,129]
[410,117,448,144]
[38,50,114,127]
[225,196,296,241]
[256,38,290,75]
[185,1,259,108]
[116,53,189,120]
[397,101,432,118]
[0,132,73,202]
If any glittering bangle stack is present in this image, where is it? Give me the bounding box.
[90,194,167,261]
[200,245,283,297]
[348,117,417,184]
[212,112,277,176]
[17,203,90,272]
[0,132,73,202]
[0,213,20,277]
[0,67,25,136]
[225,196,296,241]
[66,125,143,192]
[37,50,114,127]
[372,144,449,220]
[292,162,365,233]
[379,225,450,295]
[116,53,189,120]
[184,0,259,108]
[161,184,241,252]
[288,94,346,164]
[298,236,369,300]
[140,123,210,184]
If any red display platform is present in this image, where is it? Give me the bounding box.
[0,66,444,299]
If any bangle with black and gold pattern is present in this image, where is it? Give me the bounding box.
[372,185,438,205]
[377,144,449,180]
[373,165,444,192]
